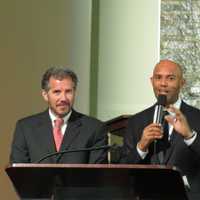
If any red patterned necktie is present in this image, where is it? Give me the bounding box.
[53,118,64,151]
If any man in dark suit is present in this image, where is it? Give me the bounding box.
[121,60,200,200]
[10,66,108,164]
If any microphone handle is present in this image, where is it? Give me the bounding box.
[154,105,164,125]
[153,105,165,164]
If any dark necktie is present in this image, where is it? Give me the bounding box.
[162,117,169,146]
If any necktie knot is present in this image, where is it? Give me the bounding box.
[162,110,169,122]
[54,118,64,128]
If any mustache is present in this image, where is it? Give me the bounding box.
[57,101,70,106]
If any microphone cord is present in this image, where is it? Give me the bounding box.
[35,144,114,163]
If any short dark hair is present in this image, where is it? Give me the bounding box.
[41,66,78,91]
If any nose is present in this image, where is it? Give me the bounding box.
[60,92,68,101]
[160,78,168,87]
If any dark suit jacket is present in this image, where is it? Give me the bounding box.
[120,101,200,200]
[10,109,108,164]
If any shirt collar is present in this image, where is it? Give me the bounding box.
[172,97,182,109]
[49,109,72,125]
[166,97,182,116]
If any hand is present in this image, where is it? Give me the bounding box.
[165,105,193,139]
[138,123,163,152]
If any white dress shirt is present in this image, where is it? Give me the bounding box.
[49,109,72,135]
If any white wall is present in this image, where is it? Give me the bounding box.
[97,0,160,120]
[67,0,92,114]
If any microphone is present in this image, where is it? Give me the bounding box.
[35,144,116,163]
[153,94,167,125]
[152,94,167,164]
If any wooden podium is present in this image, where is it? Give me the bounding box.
[5,164,188,200]
[105,115,131,163]
[106,115,131,136]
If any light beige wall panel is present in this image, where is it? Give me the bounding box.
[67,0,92,114]
[97,0,160,120]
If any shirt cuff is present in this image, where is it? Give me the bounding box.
[136,143,148,159]
[184,130,197,146]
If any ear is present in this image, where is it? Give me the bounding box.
[150,76,153,85]
[181,78,186,88]
[42,90,48,102]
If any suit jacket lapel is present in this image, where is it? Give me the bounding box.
[163,130,179,163]
[35,110,56,155]
[163,101,186,164]
[60,110,82,151]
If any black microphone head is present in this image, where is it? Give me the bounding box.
[157,95,167,106]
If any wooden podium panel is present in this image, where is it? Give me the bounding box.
[5,164,188,200]
[106,115,131,136]
[105,115,131,163]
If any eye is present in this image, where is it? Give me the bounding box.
[53,90,61,95]
[154,75,162,80]
[66,89,74,94]
[167,75,176,81]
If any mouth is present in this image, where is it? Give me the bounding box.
[158,90,169,95]
[57,104,69,108]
